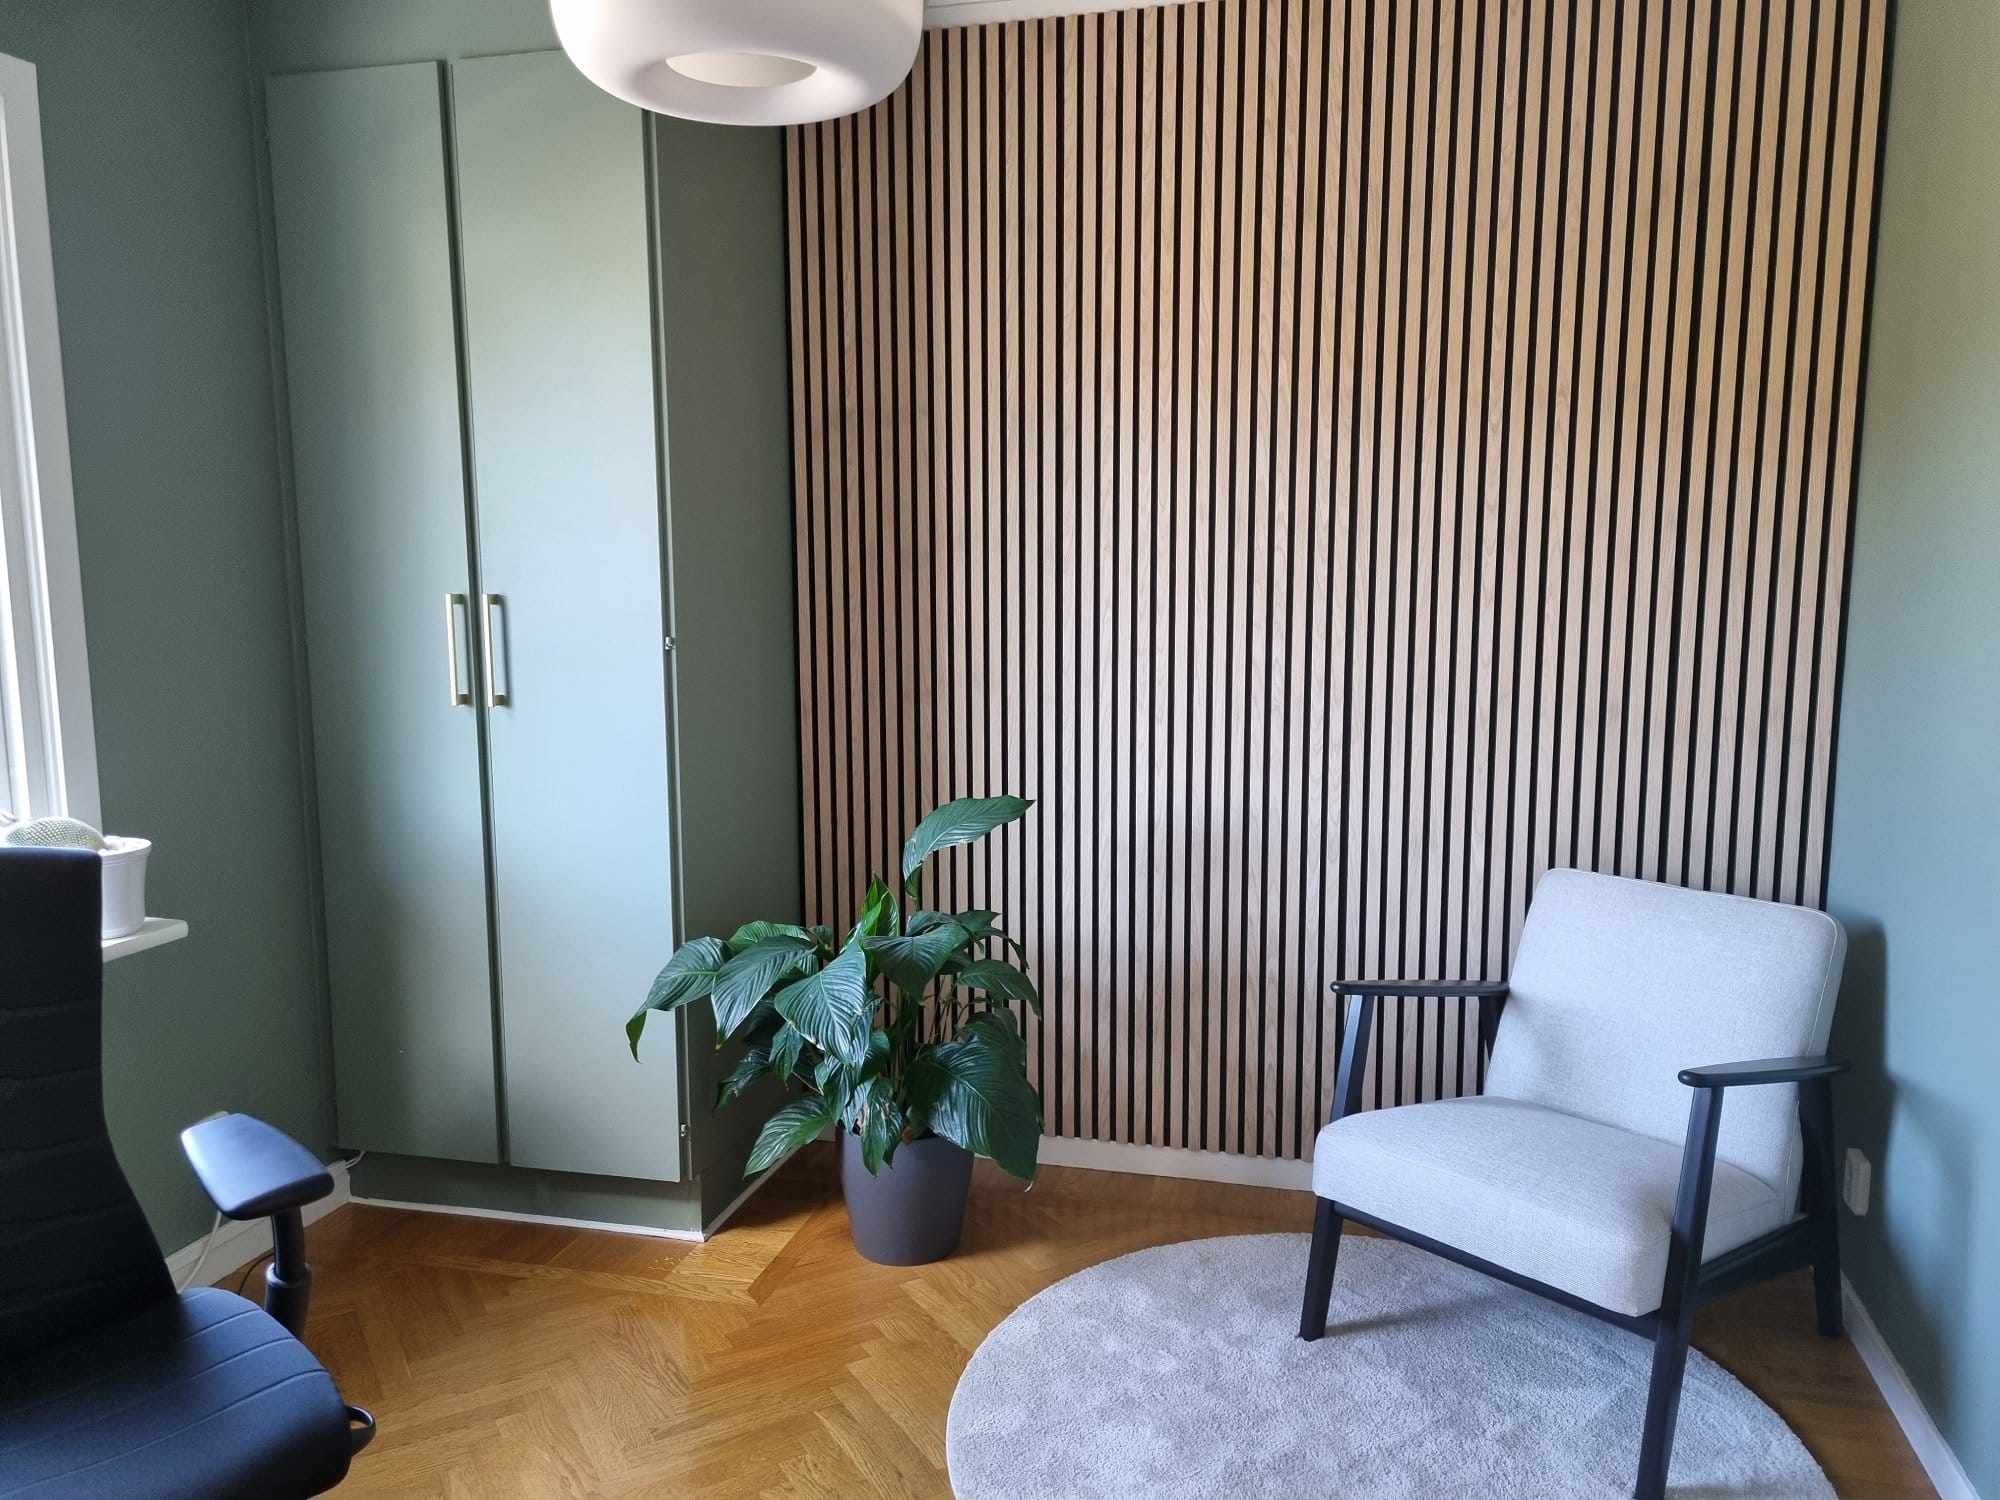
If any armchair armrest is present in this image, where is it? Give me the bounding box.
[1320,980,1504,1136]
[1319,981,1512,1127]
[1677,1056,1851,1089]
[1326,979,1509,1000]
[1660,1052,1851,1331]
[181,1112,332,1221]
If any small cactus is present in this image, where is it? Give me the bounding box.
[2,816,107,851]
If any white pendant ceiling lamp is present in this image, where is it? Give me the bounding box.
[550,0,924,127]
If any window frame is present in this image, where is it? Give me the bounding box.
[0,49,99,830]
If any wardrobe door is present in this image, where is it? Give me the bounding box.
[453,51,683,1180]
[268,65,500,1164]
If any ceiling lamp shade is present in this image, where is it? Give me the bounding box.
[550,0,924,127]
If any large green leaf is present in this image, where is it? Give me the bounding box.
[861,919,969,993]
[738,1000,783,1049]
[642,935,727,1011]
[953,957,1041,1015]
[814,1050,857,1121]
[627,936,726,1058]
[769,1021,809,1082]
[715,1043,773,1109]
[908,908,993,937]
[860,1027,891,1078]
[853,1076,907,1175]
[819,1029,891,1133]
[960,1005,1028,1064]
[770,945,875,1066]
[900,796,1033,899]
[917,907,1028,964]
[745,1098,834,1176]
[848,876,897,946]
[710,936,817,1037]
[906,1012,1042,1180]
[728,919,813,951]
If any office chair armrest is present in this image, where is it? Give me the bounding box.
[1325,979,1509,1000]
[181,1112,333,1221]
[1677,1056,1852,1089]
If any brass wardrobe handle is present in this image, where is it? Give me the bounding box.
[444,593,471,707]
[480,593,509,708]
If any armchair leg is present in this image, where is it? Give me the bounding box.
[1636,1082,1723,1500]
[1635,1315,1693,1500]
[1799,1076,1844,1339]
[1298,1198,1344,1341]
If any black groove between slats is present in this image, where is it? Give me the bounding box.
[785,0,1889,1160]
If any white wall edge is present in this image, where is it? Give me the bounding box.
[925,0,1194,29]
[0,50,102,829]
[1038,1135,1315,1192]
[165,1160,353,1289]
[1842,1276,1985,1500]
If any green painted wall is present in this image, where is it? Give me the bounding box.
[248,0,562,72]
[1826,3,2000,1494]
[0,1,329,1250]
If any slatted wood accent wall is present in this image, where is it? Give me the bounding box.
[784,0,1889,1159]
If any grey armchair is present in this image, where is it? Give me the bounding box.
[1299,869,1849,1500]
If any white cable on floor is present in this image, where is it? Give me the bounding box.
[174,1210,225,1292]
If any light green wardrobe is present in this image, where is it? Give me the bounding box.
[264,51,799,1231]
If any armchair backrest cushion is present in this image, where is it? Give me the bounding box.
[1485,868,1845,1207]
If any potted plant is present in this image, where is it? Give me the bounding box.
[0,815,152,939]
[628,795,1042,1265]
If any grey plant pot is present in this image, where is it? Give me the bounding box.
[839,1129,974,1266]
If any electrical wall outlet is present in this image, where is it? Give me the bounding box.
[1842,1147,1872,1216]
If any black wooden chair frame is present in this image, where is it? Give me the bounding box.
[1297,980,1849,1500]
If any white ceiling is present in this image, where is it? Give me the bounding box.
[925,0,1194,30]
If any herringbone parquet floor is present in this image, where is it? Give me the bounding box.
[301,1147,1934,1499]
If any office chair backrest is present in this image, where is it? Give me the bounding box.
[0,846,172,1361]
[1486,868,1846,1210]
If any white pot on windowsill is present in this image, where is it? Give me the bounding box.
[98,837,151,940]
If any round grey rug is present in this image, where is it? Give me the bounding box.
[946,1233,1832,1499]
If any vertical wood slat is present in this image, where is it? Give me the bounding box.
[786,0,1888,1160]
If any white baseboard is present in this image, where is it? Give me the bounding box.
[331,1141,1306,1244]
[703,1159,786,1236]
[1038,1135,1315,1191]
[345,1155,787,1244]
[1842,1276,1984,1500]
[165,1160,352,1290]
[345,1193,706,1243]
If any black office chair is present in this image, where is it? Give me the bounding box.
[0,847,373,1498]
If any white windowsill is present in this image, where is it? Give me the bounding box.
[102,917,188,963]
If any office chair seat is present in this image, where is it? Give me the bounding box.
[0,1287,356,1500]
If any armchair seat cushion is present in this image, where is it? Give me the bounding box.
[0,1287,353,1500]
[1311,1095,1792,1318]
